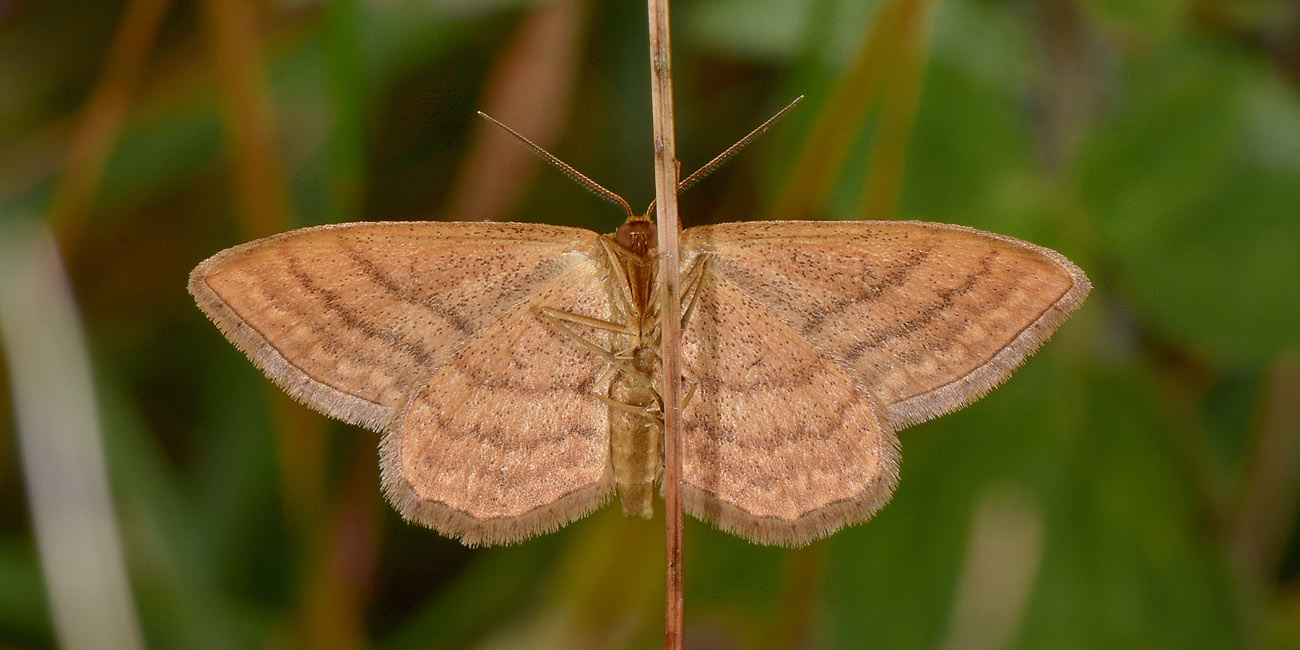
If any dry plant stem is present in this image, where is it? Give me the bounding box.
[645,0,685,647]
[443,0,587,223]
[1230,355,1300,578]
[0,223,146,650]
[202,0,323,526]
[203,1,350,642]
[857,0,935,221]
[767,0,906,221]
[50,0,172,252]
[201,0,293,237]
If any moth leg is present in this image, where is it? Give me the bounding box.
[593,361,620,388]
[599,395,663,423]
[635,342,698,412]
[681,362,701,407]
[681,252,708,289]
[639,256,709,342]
[596,343,642,386]
[541,310,657,392]
[541,306,636,336]
[664,357,700,411]
[646,257,706,409]
[599,237,639,316]
[680,256,710,330]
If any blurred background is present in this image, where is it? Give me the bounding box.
[2,0,1299,648]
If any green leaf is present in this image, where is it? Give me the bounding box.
[1081,43,1300,360]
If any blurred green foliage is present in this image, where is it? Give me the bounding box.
[2,0,1299,648]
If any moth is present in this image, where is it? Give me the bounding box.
[189,104,1090,546]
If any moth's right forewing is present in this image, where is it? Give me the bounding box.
[188,221,600,432]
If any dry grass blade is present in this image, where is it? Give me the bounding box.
[0,221,145,650]
[766,0,908,222]
[442,0,588,223]
[49,0,172,252]
[644,0,686,646]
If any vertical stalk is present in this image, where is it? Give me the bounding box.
[49,0,172,253]
[645,0,685,647]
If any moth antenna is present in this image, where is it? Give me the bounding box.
[477,111,635,219]
[644,96,804,217]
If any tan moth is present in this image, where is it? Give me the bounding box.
[189,104,1090,546]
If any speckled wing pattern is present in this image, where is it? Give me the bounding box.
[678,269,899,545]
[382,257,615,545]
[189,221,612,545]
[188,221,600,433]
[682,221,1091,428]
[191,217,1089,547]
[678,220,1089,544]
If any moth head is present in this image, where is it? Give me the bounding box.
[615,214,657,256]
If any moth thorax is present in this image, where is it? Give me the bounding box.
[609,345,662,519]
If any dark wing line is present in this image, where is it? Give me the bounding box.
[378,256,615,546]
[880,222,1090,427]
[681,220,1092,429]
[190,260,395,431]
[189,220,601,433]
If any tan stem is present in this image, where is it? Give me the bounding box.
[645,0,685,647]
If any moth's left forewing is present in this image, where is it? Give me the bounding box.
[675,244,900,546]
[682,221,1090,430]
